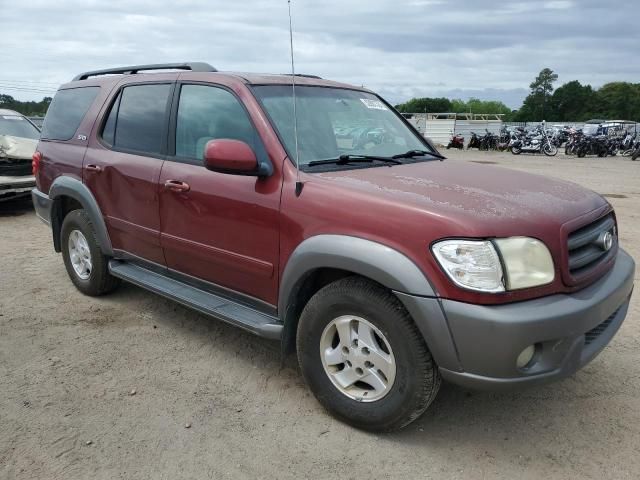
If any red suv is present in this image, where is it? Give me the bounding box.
[32,63,635,431]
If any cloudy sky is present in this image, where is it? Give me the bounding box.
[3,0,639,108]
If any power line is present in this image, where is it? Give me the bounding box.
[0,78,60,86]
[0,89,56,95]
[0,82,57,92]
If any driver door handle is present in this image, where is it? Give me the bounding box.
[163,179,190,193]
[85,164,102,173]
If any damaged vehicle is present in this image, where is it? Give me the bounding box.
[0,109,39,201]
[31,63,635,432]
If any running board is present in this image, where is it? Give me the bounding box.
[108,260,282,340]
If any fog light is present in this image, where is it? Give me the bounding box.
[516,345,536,369]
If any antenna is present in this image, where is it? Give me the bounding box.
[288,0,303,196]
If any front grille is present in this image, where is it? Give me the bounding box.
[0,160,32,176]
[584,306,619,345]
[567,213,616,278]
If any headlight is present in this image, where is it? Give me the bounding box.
[494,237,554,290]
[431,240,505,292]
[432,237,554,293]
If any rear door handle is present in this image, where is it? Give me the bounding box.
[163,180,190,193]
[85,164,102,173]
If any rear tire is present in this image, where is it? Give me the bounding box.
[61,209,120,296]
[511,146,521,155]
[296,277,441,432]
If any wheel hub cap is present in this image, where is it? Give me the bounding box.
[68,230,92,280]
[320,315,396,402]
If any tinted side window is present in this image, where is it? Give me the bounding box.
[113,84,171,155]
[101,92,121,146]
[41,87,99,141]
[175,85,258,160]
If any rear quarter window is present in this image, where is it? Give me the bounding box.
[41,87,99,141]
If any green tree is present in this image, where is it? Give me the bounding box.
[395,97,452,113]
[514,68,558,121]
[550,81,597,121]
[596,82,640,121]
[0,94,52,116]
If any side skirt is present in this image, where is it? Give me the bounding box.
[108,260,283,340]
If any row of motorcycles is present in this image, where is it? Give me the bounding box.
[447,126,558,156]
[564,129,640,159]
[446,124,640,159]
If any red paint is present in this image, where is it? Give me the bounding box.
[204,139,258,173]
[36,71,615,307]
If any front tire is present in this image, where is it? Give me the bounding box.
[296,277,441,432]
[543,143,558,156]
[61,209,120,296]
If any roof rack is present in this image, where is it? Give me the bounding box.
[280,73,322,79]
[72,62,217,81]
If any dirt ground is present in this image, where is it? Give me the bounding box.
[1,150,639,480]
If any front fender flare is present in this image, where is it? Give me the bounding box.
[279,235,435,314]
[49,176,113,255]
[278,235,461,369]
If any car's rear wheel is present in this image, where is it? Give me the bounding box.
[296,276,441,432]
[61,209,120,296]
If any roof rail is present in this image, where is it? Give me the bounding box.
[280,73,322,79]
[72,62,217,81]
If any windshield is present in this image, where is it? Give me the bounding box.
[253,86,430,167]
[0,115,40,140]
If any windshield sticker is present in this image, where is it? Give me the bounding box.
[360,99,388,110]
[2,116,23,120]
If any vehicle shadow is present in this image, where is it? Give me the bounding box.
[0,196,33,217]
[106,281,285,358]
[105,278,629,459]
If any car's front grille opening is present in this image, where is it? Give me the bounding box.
[0,160,32,176]
[584,306,620,345]
[567,213,616,278]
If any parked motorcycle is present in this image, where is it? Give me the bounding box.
[510,124,558,156]
[446,131,464,150]
[620,132,637,156]
[467,130,499,151]
[467,132,481,150]
[575,135,609,158]
[564,128,583,155]
[631,139,640,161]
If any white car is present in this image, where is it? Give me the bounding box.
[0,108,39,201]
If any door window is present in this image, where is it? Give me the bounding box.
[175,85,258,161]
[101,84,171,155]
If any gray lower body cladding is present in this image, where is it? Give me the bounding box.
[32,188,51,223]
[396,248,635,389]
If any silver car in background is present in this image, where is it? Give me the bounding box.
[0,109,39,201]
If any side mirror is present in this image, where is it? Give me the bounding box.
[203,139,259,175]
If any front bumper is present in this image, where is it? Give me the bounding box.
[396,248,635,390]
[0,175,35,201]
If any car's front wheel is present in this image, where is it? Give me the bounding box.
[61,209,120,296]
[296,277,441,432]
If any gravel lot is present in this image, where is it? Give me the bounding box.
[1,150,639,480]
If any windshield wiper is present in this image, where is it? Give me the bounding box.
[307,154,403,167]
[391,149,446,160]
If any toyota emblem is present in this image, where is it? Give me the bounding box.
[598,231,614,251]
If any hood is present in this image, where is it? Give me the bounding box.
[0,135,38,161]
[315,160,607,235]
